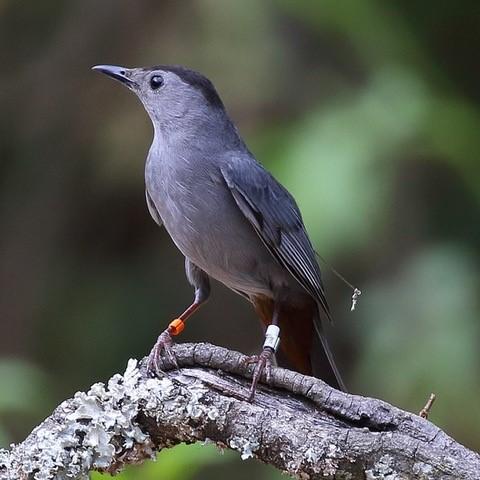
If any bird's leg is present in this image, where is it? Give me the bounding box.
[245,312,281,401]
[147,301,202,372]
[147,260,210,375]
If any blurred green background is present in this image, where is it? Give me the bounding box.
[1,0,479,478]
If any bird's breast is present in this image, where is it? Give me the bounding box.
[145,150,287,297]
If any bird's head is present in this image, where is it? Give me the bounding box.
[92,64,226,134]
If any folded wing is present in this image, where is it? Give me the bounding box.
[220,156,331,322]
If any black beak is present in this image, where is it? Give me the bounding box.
[92,65,136,87]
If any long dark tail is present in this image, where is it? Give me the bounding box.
[311,309,347,392]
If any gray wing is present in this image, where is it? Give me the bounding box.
[145,190,163,227]
[221,156,332,322]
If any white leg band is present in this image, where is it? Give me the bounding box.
[263,324,280,351]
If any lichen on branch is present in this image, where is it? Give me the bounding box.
[1,343,479,480]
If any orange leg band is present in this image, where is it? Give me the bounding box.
[168,318,185,336]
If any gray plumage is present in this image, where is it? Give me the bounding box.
[92,64,345,391]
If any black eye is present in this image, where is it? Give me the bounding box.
[150,75,164,90]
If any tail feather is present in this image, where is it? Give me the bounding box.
[312,314,347,392]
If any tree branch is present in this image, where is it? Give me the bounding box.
[1,343,478,479]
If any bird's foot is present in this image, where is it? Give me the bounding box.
[147,329,179,376]
[243,347,274,402]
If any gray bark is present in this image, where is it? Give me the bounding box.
[0,342,478,480]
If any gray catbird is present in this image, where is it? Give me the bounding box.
[92,64,346,398]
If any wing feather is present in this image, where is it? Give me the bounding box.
[221,157,332,322]
[145,190,163,227]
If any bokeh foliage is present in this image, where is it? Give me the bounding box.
[1,0,479,478]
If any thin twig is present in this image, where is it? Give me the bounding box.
[419,393,437,419]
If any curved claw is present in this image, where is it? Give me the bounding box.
[245,347,274,402]
[147,329,179,376]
